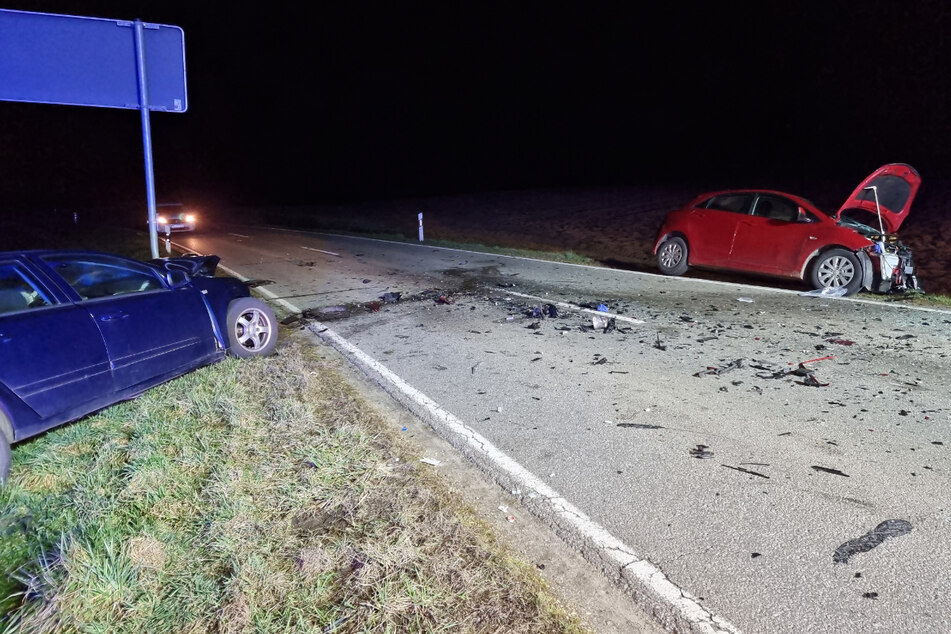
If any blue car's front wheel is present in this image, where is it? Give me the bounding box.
[227,298,278,358]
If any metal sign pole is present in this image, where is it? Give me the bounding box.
[134,19,159,259]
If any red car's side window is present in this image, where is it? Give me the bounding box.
[704,194,752,214]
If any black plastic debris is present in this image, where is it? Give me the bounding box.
[617,423,663,429]
[603,318,617,334]
[751,552,762,559]
[694,359,743,377]
[280,314,302,326]
[812,465,850,477]
[244,279,275,288]
[654,334,667,351]
[689,445,714,459]
[827,338,856,346]
[526,321,541,330]
[380,292,402,303]
[545,304,558,318]
[722,464,770,479]
[833,519,913,564]
[592,357,608,365]
[796,374,829,387]
[895,334,915,340]
[863,592,879,600]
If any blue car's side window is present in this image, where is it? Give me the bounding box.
[43,257,166,300]
[0,263,53,315]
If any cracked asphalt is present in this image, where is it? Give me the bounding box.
[178,227,951,633]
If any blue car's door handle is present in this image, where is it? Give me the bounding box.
[0,333,9,344]
[99,312,129,322]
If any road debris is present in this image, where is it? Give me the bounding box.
[737,297,755,303]
[722,464,770,478]
[800,287,848,298]
[244,279,275,288]
[694,359,743,377]
[689,445,714,459]
[616,423,663,429]
[420,457,442,467]
[797,374,829,387]
[833,519,913,564]
[827,338,856,346]
[654,334,666,351]
[812,465,850,477]
[380,292,402,303]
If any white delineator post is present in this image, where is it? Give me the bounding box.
[418,212,424,241]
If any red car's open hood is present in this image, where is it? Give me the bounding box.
[836,163,920,233]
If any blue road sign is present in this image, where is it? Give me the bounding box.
[0,8,187,111]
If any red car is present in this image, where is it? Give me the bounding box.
[652,164,921,295]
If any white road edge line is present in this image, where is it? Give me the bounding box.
[173,241,741,633]
[228,232,250,238]
[300,245,342,257]
[306,320,740,634]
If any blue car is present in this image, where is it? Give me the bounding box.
[0,251,278,482]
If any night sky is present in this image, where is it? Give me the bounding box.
[2,1,951,211]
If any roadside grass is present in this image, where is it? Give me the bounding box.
[915,293,951,309]
[0,336,586,633]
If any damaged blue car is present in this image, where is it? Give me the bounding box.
[0,251,278,482]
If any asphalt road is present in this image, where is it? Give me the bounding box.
[177,227,951,633]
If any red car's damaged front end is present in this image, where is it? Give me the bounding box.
[652,164,921,296]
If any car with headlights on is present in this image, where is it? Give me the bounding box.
[148,202,197,233]
[0,250,277,482]
[653,164,921,296]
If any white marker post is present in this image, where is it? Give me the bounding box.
[418,212,424,241]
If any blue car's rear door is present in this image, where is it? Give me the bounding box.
[0,259,112,422]
[40,254,218,392]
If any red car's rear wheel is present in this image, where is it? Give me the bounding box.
[657,237,689,276]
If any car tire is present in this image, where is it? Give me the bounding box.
[809,248,862,296]
[657,237,689,276]
[226,297,278,358]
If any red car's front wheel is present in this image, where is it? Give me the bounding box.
[809,248,862,296]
